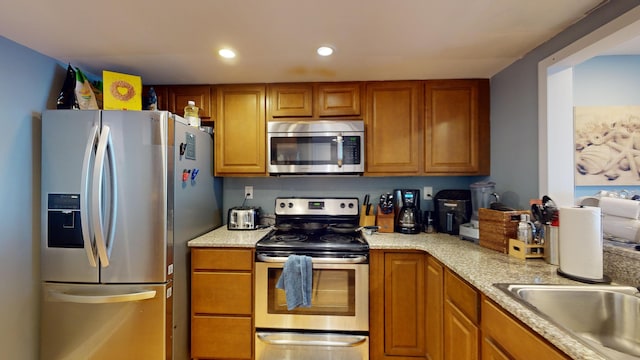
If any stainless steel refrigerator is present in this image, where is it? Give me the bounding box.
[40,110,222,359]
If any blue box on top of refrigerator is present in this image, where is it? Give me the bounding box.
[40,110,222,360]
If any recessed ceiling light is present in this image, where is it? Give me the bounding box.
[317,46,334,56]
[218,48,236,59]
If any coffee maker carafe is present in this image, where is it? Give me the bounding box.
[394,189,421,234]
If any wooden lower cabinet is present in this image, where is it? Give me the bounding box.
[370,250,427,359]
[444,269,479,360]
[191,317,252,359]
[191,248,254,360]
[481,296,569,360]
[425,256,444,360]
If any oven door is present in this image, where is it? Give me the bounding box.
[267,131,364,174]
[254,259,368,332]
[255,331,369,360]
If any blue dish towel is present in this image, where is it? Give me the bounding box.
[275,255,313,310]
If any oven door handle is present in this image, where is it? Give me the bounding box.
[256,332,367,347]
[256,254,367,264]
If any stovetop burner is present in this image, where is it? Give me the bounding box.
[255,197,369,256]
[257,228,368,253]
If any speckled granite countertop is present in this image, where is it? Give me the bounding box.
[189,226,638,360]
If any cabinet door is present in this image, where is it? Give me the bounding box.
[426,256,444,360]
[268,83,313,118]
[316,82,362,117]
[482,337,512,360]
[444,301,479,360]
[481,298,569,360]
[192,272,253,315]
[191,316,253,359]
[370,250,427,360]
[424,79,489,175]
[365,81,422,174]
[384,252,427,357]
[215,84,266,175]
[168,85,213,119]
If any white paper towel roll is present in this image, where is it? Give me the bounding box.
[602,214,640,243]
[558,206,603,281]
[599,196,640,219]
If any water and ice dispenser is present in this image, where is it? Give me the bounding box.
[47,194,83,248]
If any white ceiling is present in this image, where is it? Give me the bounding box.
[0,0,614,85]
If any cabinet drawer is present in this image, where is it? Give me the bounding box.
[444,269,479,324]
[192,272,253,315]
[481,298,569,360]
[192,248,253,271]
[191,316,252,359]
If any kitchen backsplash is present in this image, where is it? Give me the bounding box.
[222,176,488,222]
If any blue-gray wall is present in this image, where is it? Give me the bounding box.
[223,176,485,220]
[490,0,639,209]
[0,36,63,359]
[574,55,640,198]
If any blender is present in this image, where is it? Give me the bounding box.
[459,181,496,242]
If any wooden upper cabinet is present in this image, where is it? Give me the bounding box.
[268,83,313,118]
[365,81,423,175]
[267,82,362,119]
[168,85,213,119]
[424,79,489,175]
[215,84,266,175]
[316,82,362,117]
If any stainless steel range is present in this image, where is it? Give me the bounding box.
[254,197,369,360]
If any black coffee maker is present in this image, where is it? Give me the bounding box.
[394,189,421,234]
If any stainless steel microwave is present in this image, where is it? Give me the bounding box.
[267,120,365,175]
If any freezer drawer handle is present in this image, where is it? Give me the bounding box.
[256,332,367,347]
[47,289,156,304]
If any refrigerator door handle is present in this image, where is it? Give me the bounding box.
[80,124,100,267]
[92,125,118,267]
[47,288,156,304]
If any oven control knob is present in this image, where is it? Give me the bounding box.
[279,202,285,208]
[348,202,354,209]
[288,202,294,208]
[340,203,346,208]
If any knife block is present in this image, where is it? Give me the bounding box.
[360,206,376,227]
[376,206,395,233]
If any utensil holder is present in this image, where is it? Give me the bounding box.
[508,238,544,260]
[360,206,376,227]
[376,206,394,233]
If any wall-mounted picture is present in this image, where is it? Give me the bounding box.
[574,105,640,185]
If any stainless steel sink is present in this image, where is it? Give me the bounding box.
[495,283,640,360]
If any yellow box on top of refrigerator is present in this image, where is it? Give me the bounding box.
[103,70,142,110]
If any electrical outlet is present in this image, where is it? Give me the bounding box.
[423,186,433,200]
[245,186,254,200]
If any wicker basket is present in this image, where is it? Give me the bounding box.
[479,208,530,253]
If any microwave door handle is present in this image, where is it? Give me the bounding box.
[80,124,100,267]
[336,135,343,167]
